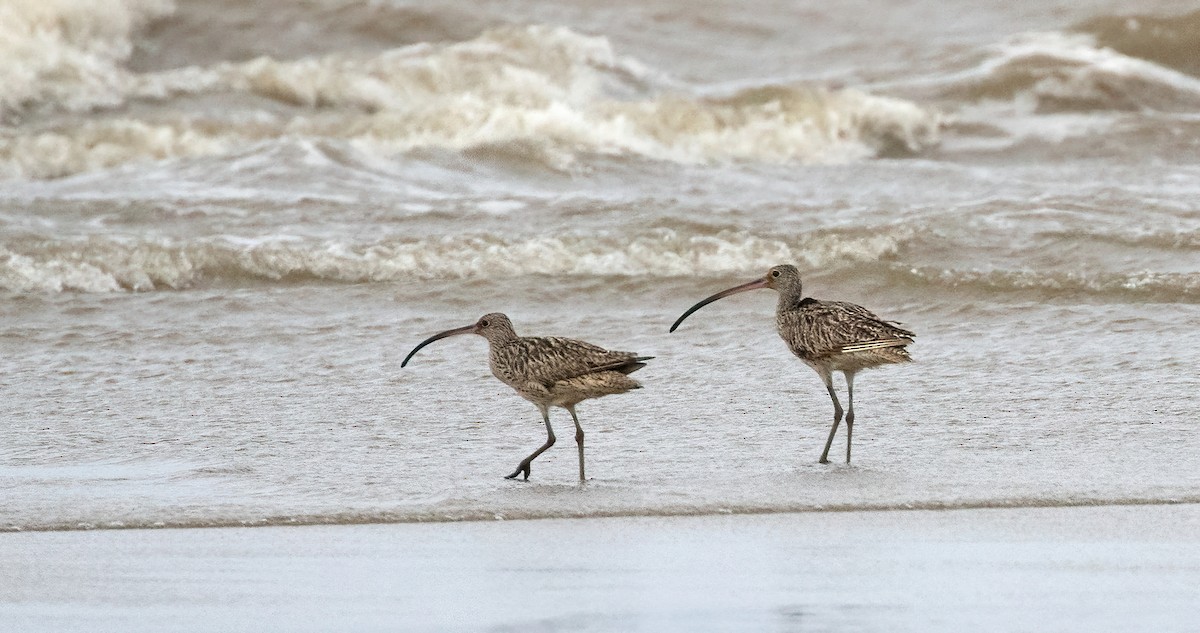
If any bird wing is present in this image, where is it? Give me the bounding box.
[502,337,646,386]
[784,300,915,357]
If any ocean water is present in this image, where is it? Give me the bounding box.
[1,0,1198,531]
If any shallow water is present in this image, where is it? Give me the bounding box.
[1,0,1198,531]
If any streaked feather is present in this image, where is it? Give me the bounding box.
[838,338,914,353]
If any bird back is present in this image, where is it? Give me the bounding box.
[780,299,915,359]
[491,336,650,387]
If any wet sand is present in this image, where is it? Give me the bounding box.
[3,503,1198,633]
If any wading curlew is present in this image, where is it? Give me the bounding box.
[670,265,914,464]
[402,313,651,481]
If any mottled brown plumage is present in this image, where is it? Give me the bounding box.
[402,313,650,481]
[670,264,914,464]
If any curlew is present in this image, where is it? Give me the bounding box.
[670,265,914,464]
[402,313,651,481]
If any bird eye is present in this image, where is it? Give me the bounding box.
[771,270,781,278]
[480,319,490,327]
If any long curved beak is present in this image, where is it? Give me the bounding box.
[401,324,476,367]
[669,277,769,332]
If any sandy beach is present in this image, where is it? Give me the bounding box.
[3,503,1199,633]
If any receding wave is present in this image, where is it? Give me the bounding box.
[1043,228,1200,251]
[891,266,1200,303]
[5,230,1198,302]
[6,494,1198,532]
[0,230,906,292]
[0,23,942,179]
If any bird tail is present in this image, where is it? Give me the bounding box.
[838,338,912,354]
[594,356,654,375]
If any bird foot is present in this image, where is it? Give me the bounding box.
[818,458,831,465]
[505,466,530,481]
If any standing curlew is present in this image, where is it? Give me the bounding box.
[402,313,651,481]
[669,265,914,464]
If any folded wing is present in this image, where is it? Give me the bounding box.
[498,336,651,387]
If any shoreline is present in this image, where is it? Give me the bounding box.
[4,494,1200,534]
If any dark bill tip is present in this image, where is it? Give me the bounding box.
[401,324,475,367]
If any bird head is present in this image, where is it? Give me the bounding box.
[470,313,517,342]
[763,264,802,291]
[402,312,518,367]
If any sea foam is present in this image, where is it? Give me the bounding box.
[1,24,942,179]
[0,229,907,293]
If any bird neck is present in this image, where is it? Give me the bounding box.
[775,282,806,311]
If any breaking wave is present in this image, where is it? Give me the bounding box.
[1075,9,1200,79]
[0,17,942,179]
[937,24,1200,113]
[0,0,173,120]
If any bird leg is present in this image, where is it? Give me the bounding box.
[506,405,555,481]
[844,371,856,464]
[566,405,586,482]
[818,374,843,464]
